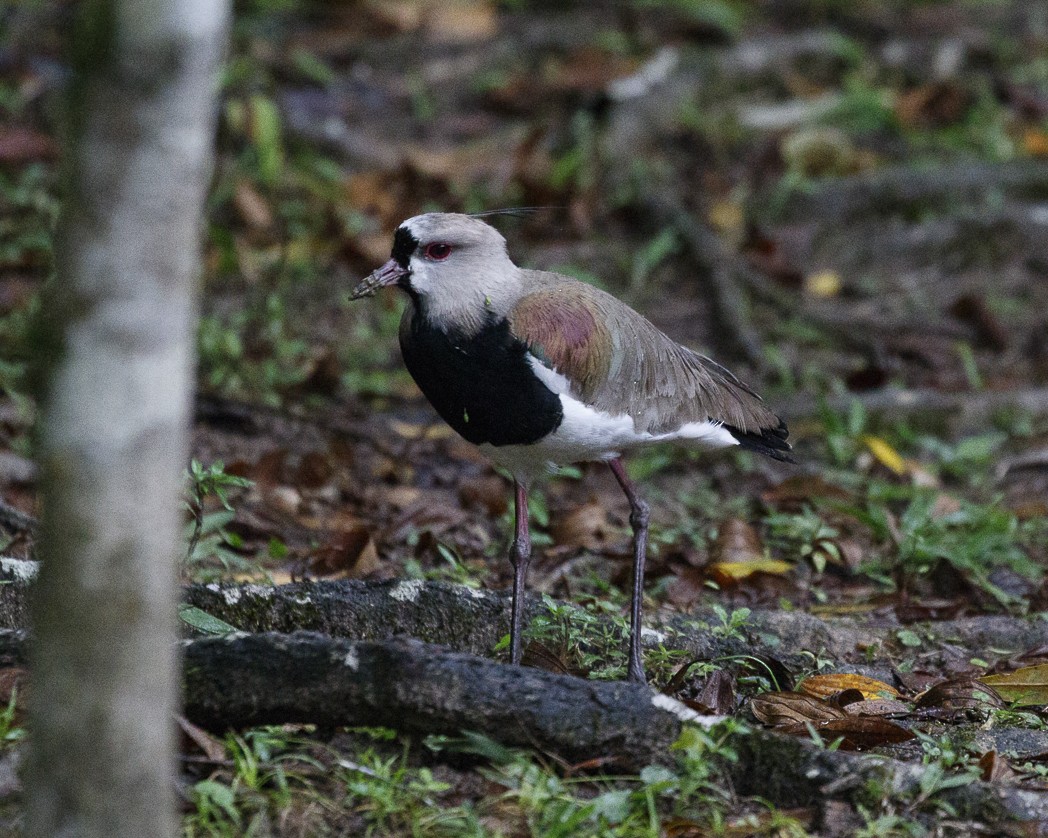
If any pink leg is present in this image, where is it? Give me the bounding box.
[609,458,650,684]
[508,480,531,666]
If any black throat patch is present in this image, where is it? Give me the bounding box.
[391,226,419,269]
[399,309,564,447]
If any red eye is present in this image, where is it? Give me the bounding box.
[423,243,453,261]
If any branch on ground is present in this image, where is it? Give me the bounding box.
[752,160,1048,225]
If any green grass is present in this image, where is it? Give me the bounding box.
[181,720,782,837]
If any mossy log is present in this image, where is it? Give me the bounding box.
[4,565,1048,675]
[182,630,701,771]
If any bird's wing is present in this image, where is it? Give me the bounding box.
[508,273,792,460]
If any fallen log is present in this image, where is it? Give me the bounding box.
[5,569,1048,676]
[182,630,703,770]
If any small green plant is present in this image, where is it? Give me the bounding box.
[764,506,842,573]
[502,594,629,679]
[864,489,1038,606]
[184,726,326,837]
[338,730,484,836]
[629,228,679,294]
[184,460,254,579]
[911,732,982,804]
[491,719,755,837]
[821,398,870,470]
[912,431,1007,486]
[708,604,751,641]
[0,688,24,748]
[404,541,484,587]
[198,294,312,406]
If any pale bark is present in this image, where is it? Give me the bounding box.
[26,2,229,836]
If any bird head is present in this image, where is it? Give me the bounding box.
[350,213,520,330]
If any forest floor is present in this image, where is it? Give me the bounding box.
[2,0,1048,835]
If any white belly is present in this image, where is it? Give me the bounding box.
[479,387,739,485]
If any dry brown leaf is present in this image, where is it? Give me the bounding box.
[979,750,1018,784]
[293,451,335,489]
[665,568,706,609]
[777,717,915,751]
[915,678,1006,711]
[825,688,866,708]
[896,81,972,128]
[761,475,852,509]
[547,47,640,94]
[521,641,572,676]
[843,698,912,717]
[1013,500,1048,521]
[750,691,847,726]
[707,558,793,585]
[981,665,1048,706]
[694,670,736,715]
[458,475,508,517]
[249,448,289,487]
[0,126,57,163]
[552,501,613,551]
[232,179,274,230]
[929,493,963,519]
[420,0,497,43]
[711,518,763,563]
[797,673,899,701]
[344,170,402,222]
[405,144,492,181]
[177,715,227,763]
[835,538,865,570]
[311,525,381,578]
[1024,127,1048,157]
[361,0,424,33]
[707,518,790,583]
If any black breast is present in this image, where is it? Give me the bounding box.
[399,308,564,447]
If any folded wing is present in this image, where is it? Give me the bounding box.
[508,273,793,462]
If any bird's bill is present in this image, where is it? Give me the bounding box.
[349,259,408,300]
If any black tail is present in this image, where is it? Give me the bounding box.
[724,416,796,463]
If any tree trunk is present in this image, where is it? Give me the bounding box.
[26,2,228,836]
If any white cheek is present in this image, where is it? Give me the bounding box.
[408,258,435,295]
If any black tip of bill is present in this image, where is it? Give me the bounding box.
[349,258,408,301]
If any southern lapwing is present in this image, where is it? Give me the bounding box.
[351,212,793,683]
